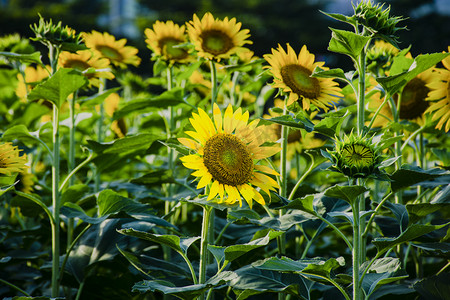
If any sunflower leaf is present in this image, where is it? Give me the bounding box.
[328,28,371,61]
[27,67,87,108]
[0,51,43,65]
[376,52,450,96]
[312,66,349,84]
[262,115,314,132]
[389,165,450,192]
[372,223,450,256]
[324,185,369,206]
[78,87,122,106]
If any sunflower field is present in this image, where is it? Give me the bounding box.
[1,1,450,299]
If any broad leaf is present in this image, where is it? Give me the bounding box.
[376,52,450,96]
[60,202,107,224]
[97,189,154,217]
[324,185,369,206]
[27,68,87,108]
[413,273,450,300]
[328,28,371,60]
[262,115,314,132]
[390,166,449,192]
[372,223,450,255]
[412,243,450,258]
[78,87,122,106]
[2,125,48,149]
[406,203,450,224]
[313,113,348,138]
[0,51,43,65]
[118,228,199,255]
[384,201,409,232]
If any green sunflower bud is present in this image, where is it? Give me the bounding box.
[352,1,406,47]
[323,132,389,179]
[30,14,84,52]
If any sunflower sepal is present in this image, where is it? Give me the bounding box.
[323,132,391,180]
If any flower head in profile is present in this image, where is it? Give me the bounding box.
[323,132,388,179]
[145,20,191,64]
[83,30,141,68]
[366,39,399,75]
[58,50,115,87]
[0,143,28,176]
[16,64,49,100]
[425,46,450,132]
[178,104,280,208]
[264,44,342,111]
[186,12,252,61]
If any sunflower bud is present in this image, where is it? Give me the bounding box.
[323,132,387,179]
[352,1,406,47]
[30,15,84,52]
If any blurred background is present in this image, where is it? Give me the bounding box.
[1,0,449,72]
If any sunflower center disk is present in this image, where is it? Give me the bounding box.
[342,143,374,169]
[97,45,123,61]
[281,65,320,99]
[66,60,90,72]
[201,30,233,56]
[203,133,253,186]
[160,38,188,60]
[398,78,429,120]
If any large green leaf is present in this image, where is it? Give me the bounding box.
[118,228,199,255]
[324,185,369,206]
[412,243,450,259]
[279,195,316,216]
[97,189,155,217]
[406,203,450,224]
[313,113,348,138]
[2,124,48,150]
[0,51,43,65]
[413,273,450,300]
[78,87,122,106]
[27,68,87,108]
[389,166,449,192]
[327,28,371,60]
[227,210,310,231]
[222,230,283,263]
[372,223,450,255]
[60,202,107,224]
[230,266,309,300]
[61,184,89,204]
[384,201,409,232]
[114,88,188,119]
[262,114,314,132]
[376,52,450,96]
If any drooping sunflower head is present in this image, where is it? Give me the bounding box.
[352,0,406,47]
[0,33,34,55]
[83,30,141,68]
[324,132,386,179]
[58,50,115,87]
[145,20,191,64]
[178,104,280,208]
[0,143,28,177]
[186,12,252,61]
[425,46,450,132]
[30,15,83,51]
[264,44,342,111]
[16,64,49,100]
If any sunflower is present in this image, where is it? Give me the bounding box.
[264,44,342,111]
[0,143,28,176]
[178,104,280,208]
[58,50,115,87]
[425,47,450,132]
[144,20,190,64]
[104,92,127,138]
[83,30,141,68]
[16,64,49,100]
[186,12,252,61]
[367,39,399,75]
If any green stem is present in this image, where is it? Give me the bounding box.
[362,192,393,238]
[210,60,218,113]
[352,189,362,300]
[357,48,367,136]
[51,104,61,298]
[230,71,240,106]
[366,92,391,131]
[288,152,315,200]
[199,205,213,300]
[94,79,106,192]
[0,278,31,296]
[178,251,198,284]
[67,91,78,249]
[59,149,94,193]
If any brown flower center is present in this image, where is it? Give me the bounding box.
[200,29,234,56]
[159,37,189,61]
[96,45,123,61]
[398,77,429,120]
[203,133,253,186]
[280,64,321,99]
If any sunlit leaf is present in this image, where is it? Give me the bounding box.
[327,28,371,60]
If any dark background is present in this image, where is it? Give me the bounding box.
[1,0,449,73]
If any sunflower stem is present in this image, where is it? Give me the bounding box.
[351,178,362,300]
[210,60,218,114]
[94,78,106,193]
[199,205,213,300]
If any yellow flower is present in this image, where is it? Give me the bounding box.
[186,12,252,61]
[104,93,127,138]
[425,46,450,131]
[58,50,115,87]
[16,65,49,100]
[144,20,190,64]
[16,171,35,193]
[178,104,280,208]
[264,44,342,111]
[83,30,141,68]
[0,143,28,176]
